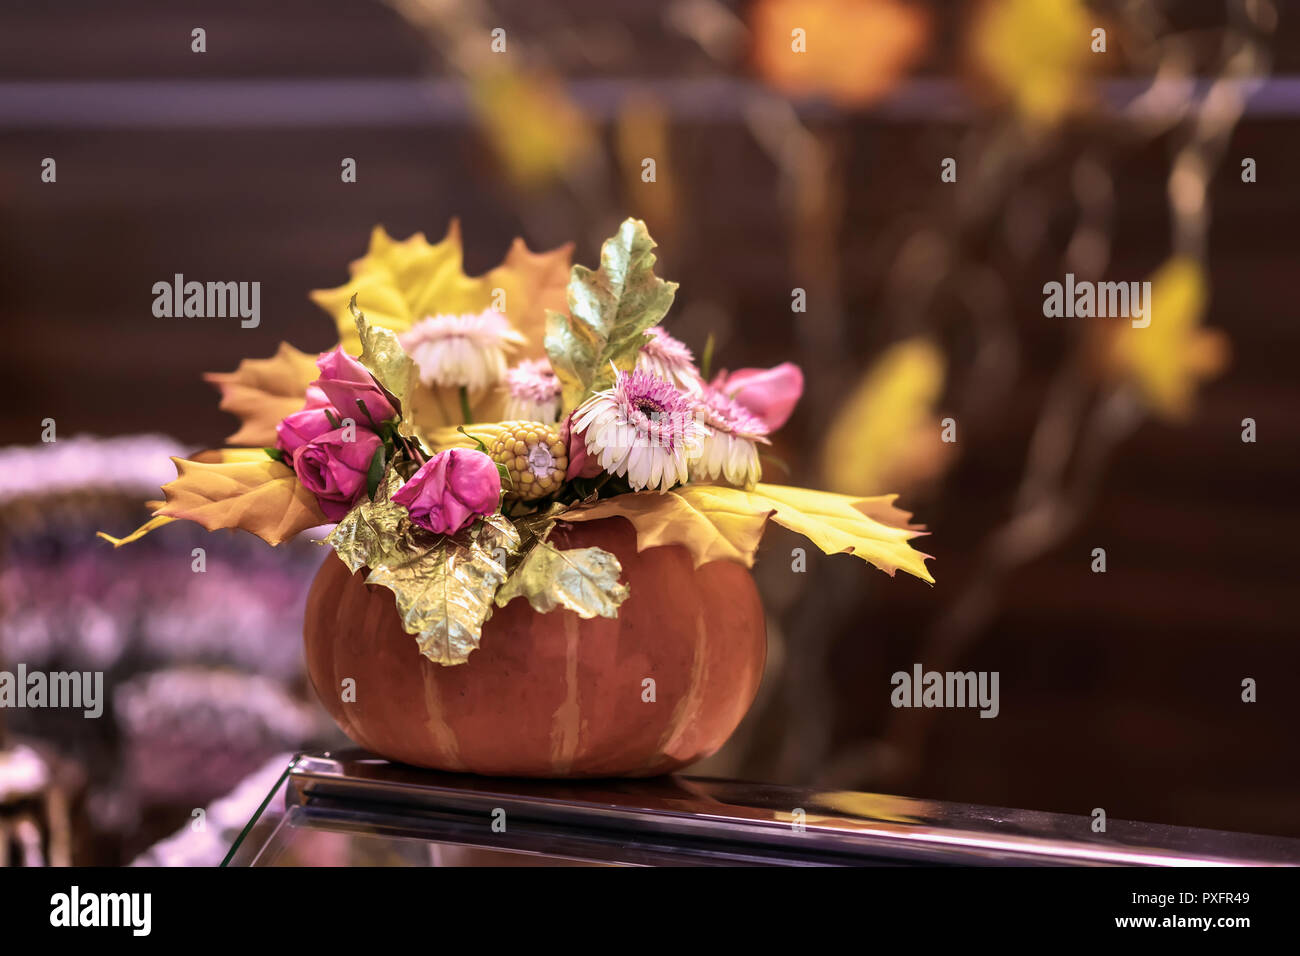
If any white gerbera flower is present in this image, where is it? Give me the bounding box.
[691,387,770,488]
[637,326,703,393]
[502,358,562,423]
[571,368,702,492]
[398,309,525,391]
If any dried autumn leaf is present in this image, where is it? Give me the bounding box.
[545,218,678,411]
[562,482,933,583]
[562,484,771,568]
[495,538,629,618]
[751,0,929,107]
[154,453,326,546]
[203,342,320,447]
[310,221,572,360]
[752,483,933,583]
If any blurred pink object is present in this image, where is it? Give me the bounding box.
[713,362,804,431]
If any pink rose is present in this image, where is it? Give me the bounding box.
[276,404,336,457]
[315,347,397,426]
[291,426,382,521]
[560,414,602,481]
[393,448,501,535]
[713,362,804,431]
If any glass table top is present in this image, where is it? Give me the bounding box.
[223,749,1300,867]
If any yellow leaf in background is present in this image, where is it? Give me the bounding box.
[751,0,929,107]
[1106,257,1229,421]
[969,0,1093,127]
[468,68,597,190]
[202,342,320,448]
[562,482,933,583]
[154,454,326,546]
[563,484,773,568]
[820,338,951,496]
[310,222,573,362]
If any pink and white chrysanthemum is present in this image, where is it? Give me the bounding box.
[636,326,703,393]
[398,309,525,391]
[691,386,771,488]
[571,368,702,492]
[503,358,562,422]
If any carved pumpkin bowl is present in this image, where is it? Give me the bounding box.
[303,517,767,777]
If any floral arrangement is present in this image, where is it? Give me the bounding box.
[102,219,933,664]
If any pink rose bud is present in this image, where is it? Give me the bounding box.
[392,448,501,535]
[276,403,336,457]
[560,414,603,481]
[302,383,331,410]
[315,347,397,426]
[714,362,803,431]
[291,426,381,521]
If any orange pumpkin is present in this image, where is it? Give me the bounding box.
[303,517,767,777]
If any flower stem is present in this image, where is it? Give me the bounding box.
[459,386,473,425]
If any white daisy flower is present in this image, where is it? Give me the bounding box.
[398,309,525,391]
[690,386,771,488]
[571,368,702,493]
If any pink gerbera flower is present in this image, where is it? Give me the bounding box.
[398,309,525,391]
[571,368,702,492]
[637,326,703,393]
[691,387,771,488]
[503,358,562,423]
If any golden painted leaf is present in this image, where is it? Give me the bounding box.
[1103,257,1228,421]
[329,474,520,665]
[562,484,771,568]
[365,515,521,666]
[563,483,933,582]
[969,0,1094,127]
[495,539,629,618]
[545,218,678,411]
[203,342,320,447]
[751,0,929,107]
[349,296,416,431]
[820,338,952,495]
[155,453,326,546]
[310,221,572,360]
[326,468,409,574]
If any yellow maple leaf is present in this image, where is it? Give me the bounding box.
[750,0,930,107]
[563,484,772,568]
[309,221,572,360]
[820,338,951,496]
[969,0,1095,127]
[563,483,933,583]
[1103,257,1229,421]
[202,342,320,448]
